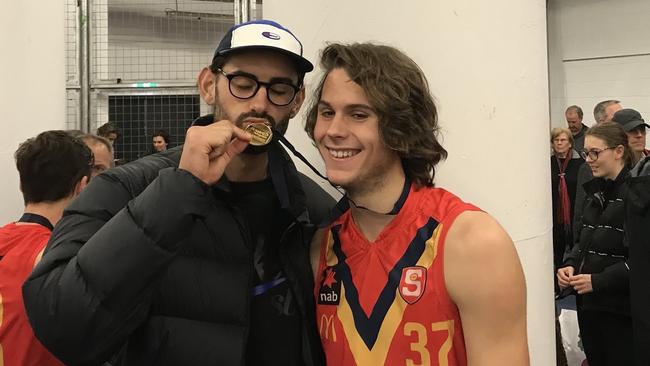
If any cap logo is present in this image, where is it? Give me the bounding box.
[262,31,281,40]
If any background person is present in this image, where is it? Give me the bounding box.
[96,122,120,146]
[593,100,622,125]
[0,131,92,366]
[151,129,170,153]
[79,134,115,176]
[611,108,650,166]
[550,128,584,278]
[573,99,624,257]
[557,122,633,366]
[626,154,650,366]
[565,105,588,152]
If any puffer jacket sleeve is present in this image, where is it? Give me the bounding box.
[22,166,212,366]
[591,260,630,294]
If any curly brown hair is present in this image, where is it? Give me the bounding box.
[304,43,447,187]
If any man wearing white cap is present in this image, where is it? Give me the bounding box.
[23,20,333,366]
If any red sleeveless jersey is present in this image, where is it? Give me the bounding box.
[315,186,480,366]
[0,223,64,366]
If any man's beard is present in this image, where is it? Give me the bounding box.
[213,103,290,155]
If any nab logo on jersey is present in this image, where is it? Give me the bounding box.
[318,266,341,305]
[399,266,426,304]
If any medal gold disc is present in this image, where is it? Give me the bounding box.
[245,124,273,146]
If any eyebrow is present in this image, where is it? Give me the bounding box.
[318,100,374,112]
[225,69,297,86]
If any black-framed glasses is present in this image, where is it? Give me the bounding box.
[216,69,299,106]
[579,146,616,161]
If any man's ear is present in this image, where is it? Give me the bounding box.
[74,175,89,196]
[198,67,217,106]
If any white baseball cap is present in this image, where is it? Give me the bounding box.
[213,19,313,73]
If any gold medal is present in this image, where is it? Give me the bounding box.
[245,123,273,146]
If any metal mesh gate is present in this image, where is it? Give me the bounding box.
[66,0,263,163]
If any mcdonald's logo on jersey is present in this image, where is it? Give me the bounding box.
[399,266,426,304]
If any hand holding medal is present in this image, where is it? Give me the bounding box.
[179,119,252,185]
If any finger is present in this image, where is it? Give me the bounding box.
[232,125,252,142]
[214,138,250,168]
[208,143,230,160]
[206,129,238,159]
[572,279,587,287]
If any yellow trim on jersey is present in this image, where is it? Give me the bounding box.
[338,284,409,364]
[421,224,442,268]
[333,224,445,365]
[324,230,338,267]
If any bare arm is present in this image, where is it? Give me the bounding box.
[445,211,529,366]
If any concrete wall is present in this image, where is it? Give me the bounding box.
[548,0,650,128]
[266,1,555,364]
[0,1,66,223]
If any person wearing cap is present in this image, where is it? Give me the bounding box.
[22,20,333,366]
[611,108,650,166]
[613,108,650,366]
[626,142,650,366]
[306,43,528,366]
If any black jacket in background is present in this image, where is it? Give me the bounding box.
[564,167,630,316]
[22,127,334,366]
[626,156,650,366]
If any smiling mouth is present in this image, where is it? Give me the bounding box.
[327,148,360,159]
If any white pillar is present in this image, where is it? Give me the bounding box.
[267,1,555,365]
[0,1,67,223]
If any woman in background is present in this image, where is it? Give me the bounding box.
[557,122,633,366]
[550,127,584,274]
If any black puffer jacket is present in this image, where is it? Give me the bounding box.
[22,136,333,366]
[564,167,630,315]
[626,157,650,366]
